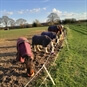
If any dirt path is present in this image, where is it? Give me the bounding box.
[0,34,64,87]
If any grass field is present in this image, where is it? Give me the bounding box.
[0,23,87,87]
[0,27,48,40]
[45,22,87,87]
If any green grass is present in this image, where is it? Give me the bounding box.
[46,22,87,87]
[0,23,87,87]
[0,27,48,39]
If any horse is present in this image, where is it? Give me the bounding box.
[48,25,63,44]
[16,37,35,77]
[58,25,65,40]
[41,31,56,40]
[32,35,54,53]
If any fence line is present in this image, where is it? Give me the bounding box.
[24,28,67,87]
[39,29,68,87]
[39,52,59,87]
[24,53,53,87]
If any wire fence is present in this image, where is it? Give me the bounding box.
[24,28,68,87]
[24,52,53,87]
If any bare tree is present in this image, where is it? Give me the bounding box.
[9,19,15,27]
[15,18,27,26]
[1,16,15,28]
[47,12,60,25]
[2,16,9,28]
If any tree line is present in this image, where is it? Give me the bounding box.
[0,12,87,30]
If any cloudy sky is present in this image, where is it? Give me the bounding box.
[0,0,87,23]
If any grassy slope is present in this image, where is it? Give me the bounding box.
[46,23,87,87]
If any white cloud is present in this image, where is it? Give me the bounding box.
[76,12,87,20]
[43,7,47,10]
[51,8,87,20]
[62,12,87,20]
[0,7,47,17]
[29,8,41,13]
[17,10,25,14]
[1,10,13,16]
[16,8,41,15]
[62,12,76,18]
[52,8,62,16]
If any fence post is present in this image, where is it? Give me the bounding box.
[43,65,55,85]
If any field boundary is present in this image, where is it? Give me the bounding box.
[24,29,67,87]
